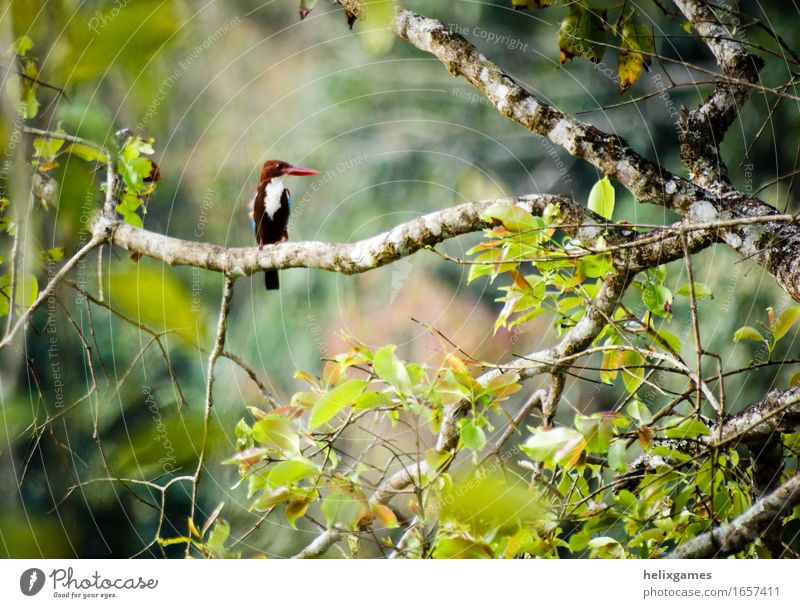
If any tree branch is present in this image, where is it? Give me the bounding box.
[711,387,800,448]
[0,231,106,350]
[673,0,764,189]
[187,275,236,556]
[390,7,800,302]
[392,8,702,211]
[98,195,574,276]
[668,473,800,558]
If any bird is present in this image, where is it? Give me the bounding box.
[251,159,320,290]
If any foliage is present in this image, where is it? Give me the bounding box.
[3,0,800,562]
[224,337,530,555]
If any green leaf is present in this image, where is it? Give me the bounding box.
[626,399,652,424]
[568,529,592,553]
[642,283,673,318]
[653,328,682,353]
[579,252,614,279]
[21,86,39,119]
[675,282,713,300]
[373,346,414,395]
[480,204,537,233]
[733,326,763,342]
[309,379,369,429]
[252,415,300,454]
[424,448,452,472]
[353,390,393,410]
[607,440,627,473]
[458,418,486,452]
[285,496,312,528]
[600,347,624,384]
[118,156,153,190]
[774,306,800,342]
[485,372,521,398]
[522,427,585,467]
[33,137,65,160]
[321,491,363,530]
[664,417,711,439]
[587,536,624,558]
[266,458,319,488]
[433,532,493,559]
[441,472,546,535]
[587,176,615,220]
[206,519,230,555]
[574,414,616,454]
[252,486,292,510]
[13,35,33,56]
[119,206,143,228]
[41,247,65,262]
[621,350,645,394]
[557,2,605,64]
[65,142,106,163]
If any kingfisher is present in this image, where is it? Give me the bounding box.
[251,159,320,290]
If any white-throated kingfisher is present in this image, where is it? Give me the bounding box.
[251,159,319,290]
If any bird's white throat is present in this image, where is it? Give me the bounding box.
[264,178,285,219]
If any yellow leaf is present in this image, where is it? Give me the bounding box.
[618,21,652,91]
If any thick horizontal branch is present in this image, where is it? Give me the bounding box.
[668,473,800,558]
[99,195,713,278]
[99,195,574,276]
[711,387,800,448]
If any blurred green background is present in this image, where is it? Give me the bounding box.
[0,0,798,557]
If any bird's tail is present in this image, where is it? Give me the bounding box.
[264,270,279,291]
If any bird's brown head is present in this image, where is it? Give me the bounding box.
[260,159,320,183]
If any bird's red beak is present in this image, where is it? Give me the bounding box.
[283,165,320,176]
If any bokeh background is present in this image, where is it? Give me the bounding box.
[1,0,799,557]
